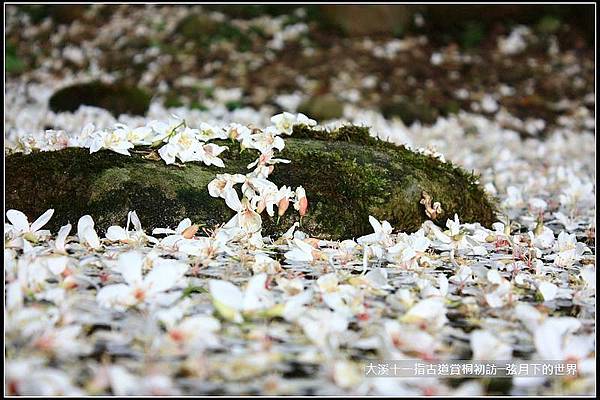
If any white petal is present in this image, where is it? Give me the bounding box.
[82,226,101,249]
[538,281,558,301]
[116,252,144,285]
[224,189,242,212]
[106,226,128,242]
[6,209,29,232]
[77,215,95,242]
[30,209,54,233]
[55,224,72,252]
[129,211,142,231]
[209,279,243,310]
[96,284,135,310]
[144,259,188,295]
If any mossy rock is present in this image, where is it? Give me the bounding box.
[381,100,439,125]
[49,81,151,117]
[5,125,496,240]
[297,95,344,122]
[175,14,221,42]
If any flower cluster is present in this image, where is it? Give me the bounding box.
[207,112,315,237]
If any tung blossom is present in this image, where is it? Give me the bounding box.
[96,252,188,311]
[5,209,54,244]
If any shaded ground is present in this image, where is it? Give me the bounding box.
[5,4,595,134]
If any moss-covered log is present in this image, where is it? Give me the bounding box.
[5,126,496,240]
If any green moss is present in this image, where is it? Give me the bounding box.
[6,42,25,74]
[6,126,497,239]
[48,81,151,116]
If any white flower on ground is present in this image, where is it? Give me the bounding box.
[113,123,154,146]
[5,209,54,244]
[88,129,134,156]
[105,211,156,245]
[245,126,286,154]
[251,253,281,274]
[227,123,252,142]
[297,309,348,350]
[148,116,184,142]
[429,214,470,251]
[552,231,590,267]
[223,189,262,233]
[96,252,188,311]
[77,215,101,249]
[198,122,228,141]
[357,215,393,246]
[383,319,439,356]
[533,317,593,361]
[470,330,513,360]
[208,274,274,323]
[270,112,297,135]
[401,297,447,331]
[284,238,316,263]
[53,224,71,254]
[208,173,246,198]
[528,224,555,249]
[165,314,221,350]
[537,281,558,301]
[158,127,202,164]
[386,229,430,267]
[199,143,228,167]
[332,360,363,389]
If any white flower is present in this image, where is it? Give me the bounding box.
[208,173,246,198]
[552,231,589,267]
[160,127,203,164]
[198,122,228,141]
[198,143,227,167]
[429,214,470,251]
[5,209,54,243]
[498,26,529,55]
[77,215,101,249]
[152,218,192,236]
[503,186,524,209]
[113,123,153,146]
[537,281,558,301]
[165,314,221,350]
[88,128,134,155]
[227,123,252,142]
[471,330,512,360]
[96,251,188,311]
[297,309,348,350]
[105,211,155,245]
[284,238,315,263]
[245,126,285,153]
[208,274,274,323]
[252,253,281,274]
[357,215,393,246]
[223,189,262,233]
[148,116,184,142]
[559,175,594,208]
[533,317,591,360]
[270,112,297,135]
[296,113,317,127]
[529,225,555,249]
[387,229,430,266]
[401,297,447,330]
[332,360,362,389]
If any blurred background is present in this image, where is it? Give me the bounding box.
[5,4,595,135]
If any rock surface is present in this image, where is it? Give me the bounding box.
[5,126,497,239]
